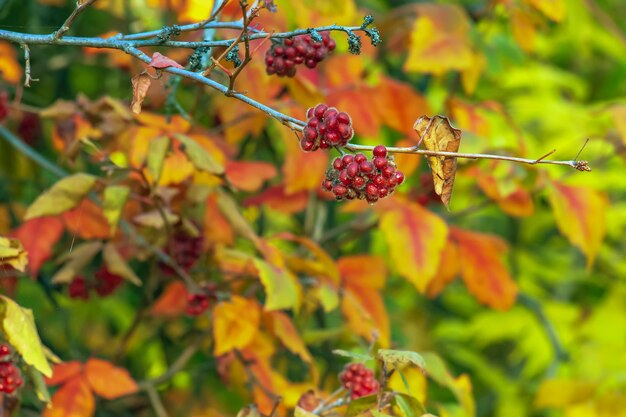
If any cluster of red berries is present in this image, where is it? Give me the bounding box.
[339,363,379,399]
[161,227,204,275]
[265,32,336,77]
[0,344,23,395]
[186,283,217,316]
[0,91,8,123]
[322,146,405,204]
[301,104,354,151]
[67,267,124,299]
[416,173,441,206]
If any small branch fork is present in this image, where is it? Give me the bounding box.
[52,0,99,41]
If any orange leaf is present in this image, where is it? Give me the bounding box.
[477,172,534,217]
[266,311,312,363]
[0,41,22,84]
[225,161,278,192]
[451,228,517,310]
[203,194,234,247]
[374,77,430,135]
[547,181,608,267]
[524,0,565,22]
[44,376,95,417]
[213,296,260,355]
[151,281,189,317]
[149,52,184,69]
[338,255,386,289]
[244,185,309,214]
[62,199,111,239]
[84,358,138,400]
[274,233,340,285]
[279,125,328,194]
[45,361,83,386]
[12,216,64,278]
[510,7,537,52]
[380,200,448,292]
[327,87,381,137]
[342,286,389,347]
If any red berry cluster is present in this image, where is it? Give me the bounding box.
[339,363,379,400]
[0,91,8,123]
[301,104,354,151]
[161,227,204,275]
[186,283,217,316]
[0,344,23,395]
[265,32,336,77]
[322,146,405,203]
[416,173,441,206]
[67,267,124,300]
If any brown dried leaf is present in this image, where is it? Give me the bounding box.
[130,72,151,114]
[414,115,462,208]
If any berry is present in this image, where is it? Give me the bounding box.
[94,267,124,297]
[265,32,336,77]
[320,145,404,203]
[160,224,204,274]
[339,363,379,399]
[0,345,9,356]
[297,390,320,412]
[300,104,355,151]
[68,276,90,300]
[0,345,23,396]
[373,145,387,157]
[0,91,8,123]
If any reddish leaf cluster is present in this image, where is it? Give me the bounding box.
[160,226,204,274]
[68,267,124,300]
[0,91,8,122]
[186,283,218,316]
[339,363,379,399]
[322,146,405,203]
[0,344,23,395]
[301,104,354,151]
[265,32,336,77]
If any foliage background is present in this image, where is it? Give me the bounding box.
[0,0,625,416]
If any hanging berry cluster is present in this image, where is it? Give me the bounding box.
[339,363,379,400]
[68,267,124,299]
[322,146,404,204]
[160,225,204,274]
[301,104,354,151]
[265,32,336,77]
[0,344,23,395]
[186,283,217,316]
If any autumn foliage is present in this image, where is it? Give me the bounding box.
[0,0,624,417]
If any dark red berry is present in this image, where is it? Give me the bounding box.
[0,345,9,356]
[68,276,90,300]
[395,171,405,185]
[333,158,344,170]
[346,162,360,177]
[337,112,351,125]
[354,153,367,164]
[314,104,328,118]
[333,185,348,197]
[339,363,379,399]
[373,157,387,170]
[382,165,395,178]
[353,176,366,189]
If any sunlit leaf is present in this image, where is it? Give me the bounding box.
[378,349,426,371]
[0,295,52,376]
[45,361,83,386]
[523,0,565,22]
[25,174,97,220]
[175,133,224,174]
[44,376,94,417]
[226,161,278,192]
[150,281,188,317]
[534,378,596,408]
[62,199,111,239]
[213,296,260,355]
[103,185,130,235]
[266,311,312,363]
[11,217,64,278]
[332,349,374,362]
[244,185,309,214]
[0,236,28,272]
[102,243,141,286]
[253,258,301,311]
[147,136,170,184]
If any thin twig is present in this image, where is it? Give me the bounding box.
[144,385,169,417]
[227,1,257,92]
[138,337,202,389]
[20,44,38,87]
[52,0,98,40]
[312,398,347,415]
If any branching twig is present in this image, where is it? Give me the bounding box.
[144,384,169,417]
[138,337,203,389]
[52,0,98,40]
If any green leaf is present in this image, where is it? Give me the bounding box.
[147,136,170,183]
[378,349,426,371]
[394,393,426,417]
[372,411,394,417]
[294,406,318,417]
[253,258,301,311]
[103,243,142,286]
[332,349,375,362]
[25,173,97,220]
[175,134,224,174]
[0,296,52,377]
[27,366,51,403]
[103,185,130,234]
[345,394,378,417]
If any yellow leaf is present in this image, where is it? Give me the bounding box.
[414,115,462,208]
[510,7,537,52]
[102,243,141,286]
[253,258,302,311]
[548,181,608,267]
[25,174,97,220]
[534,378,596,408]
[175,134,224,175]
[342,286,390,347]
[146,136,170,184]
[404,4,474,75]
[213,296,260,355]
[524,0,566,22]
[102,185,130,235]
[380,201,448,292]
[0,41,22,84]
[0,236,28,272]
[266,311,313,364]
[0,295,52,376]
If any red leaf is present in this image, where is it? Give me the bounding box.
[451,227,517,310]
[44,375,94,417]
[151,281,189,317]
[11,216,64,278]
[149,52,184,69]
[244,185,308,214]
[84,358,138,399]
[62,199,111,239]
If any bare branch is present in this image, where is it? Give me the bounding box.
[52,0,98,41]
[20,44,38,87]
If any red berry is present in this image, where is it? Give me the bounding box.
[314,104,328,118]
[382,165,395,178]
[373,157,387,170]
[0,345,9,356]
[395,171,405,185]
[338,124,353,139]
[354,153,367,164]
[340,363,378,399]
[303,126,317,141]
[353,176,366,189]
[301,139,315,152]
[337,112,351,125]
[378,187,389,198]
[333,158,344,170]
[323,108,338,120]
[339,170,351,186]
[366,183,379,197]
[346,162,360,177]
[360,161,374,174]
[342,154,354,165]
[333,185,347,197]
[322,179,333,191]
[373,145,387,157]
